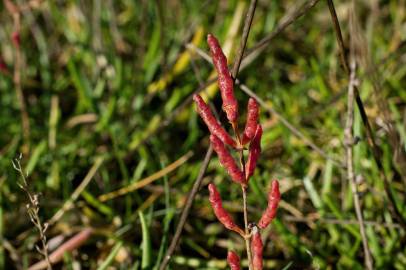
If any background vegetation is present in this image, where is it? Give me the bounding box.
[1,0,406,269]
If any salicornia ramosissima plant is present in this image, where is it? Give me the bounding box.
[193,34,281,270]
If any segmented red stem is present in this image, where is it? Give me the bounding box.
[208,183,244,235]
[207,34,238,123]
[193,94,237,148]
[258,180,281,229]
[227,251,241,270]
[210,135,245,184]
[245,124,262,179]
[242,98,259,145]
[251,226,263,270]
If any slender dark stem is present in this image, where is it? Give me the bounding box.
[231,0,257,78]
[237,80,345,168]
[158,146,213,270]
[244,0,321,60]
[326,0,406,228]
[326,0,348,73]
[345,58,373,270]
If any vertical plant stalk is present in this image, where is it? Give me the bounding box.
[158,147,213,270]
[12,157,52,270]
[230,0,257,78]
[231,2,258,268]
[344,59,373,270]
[241,185,252,269]
[345,10,373,267]
[326,0,406,228]
[4,0,31,152]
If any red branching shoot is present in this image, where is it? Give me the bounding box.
[242,98,259,145]
[258,180,281,229]
[227,251,241,270]
[251,226,263,270]
[199,31,281,269]
[245,124,262,180]
[210,135,245,185]
[208,183,244,235]
[193,94,237,148]
[207,34,238,123]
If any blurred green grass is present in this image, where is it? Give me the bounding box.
[1,0,406,269]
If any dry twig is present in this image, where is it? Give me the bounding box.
[12,155,52,270]
[4,0,31,153]
[344,57,373,270]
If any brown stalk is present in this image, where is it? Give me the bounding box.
[345,12,373,265]
[244,0,321,60]
[284,215,403,230]
[158,146,213,270]
[12,156,52,270]
[4,0,31,153]
[326,0,406,228]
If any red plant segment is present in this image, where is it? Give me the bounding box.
[0,57,8,74]
[210,135,245,185]
[227,251,241,270]
[207,34,238,123]
[201,32,281,269]
[242,98,259,144]
[251,226,263,270]
[245,124,263,179]
[208,183,244,235]
[193,94,237,148]
[258,180,281,229]
[12,31,20,48]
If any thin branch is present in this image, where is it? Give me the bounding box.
[326,0,348,73]
[12,156,52,270]
[231,0,257,78]
[326,0,406,228]
[158,146,213,270]
[4,0,31,153]
[237,81,345,168]
[284,215,403,230]
[242,186,253,270]
[345,58,373,270]
[244,0,321,61]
